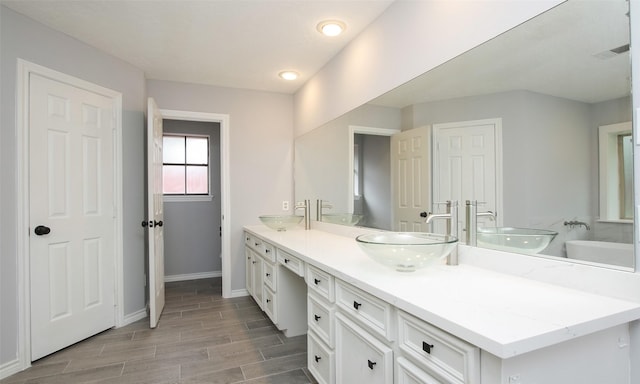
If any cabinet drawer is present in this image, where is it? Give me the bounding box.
[335,312,393,384]
[308,293,334,348]
[263,261,276,291]
[244,232,253,247]
[397,311,479,384]
[308,331,335,384]
[306,264,335,302]
[263,287,277,324]
[396,357,443,384]
[262,241,276,263]
[278,249,304,277]
[335,279,393,341]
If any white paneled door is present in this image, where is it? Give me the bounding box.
[29,73,116,360]
[433,118,503,239]
[147,97,165,328]
[391,126,431,232]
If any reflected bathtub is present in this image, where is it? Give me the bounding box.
[565,240,633,268]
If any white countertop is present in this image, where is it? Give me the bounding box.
[244,225,640,359]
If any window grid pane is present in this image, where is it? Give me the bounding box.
[186,166,209,194]
[163,165,186,194]
[186,137,209,165]
[163,136,185,163]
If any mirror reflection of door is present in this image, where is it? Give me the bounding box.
[390,126,431,232]
[432,118,503,241]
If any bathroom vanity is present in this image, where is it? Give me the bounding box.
[243,225,640,384]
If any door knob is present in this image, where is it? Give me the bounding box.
[34,225,51,236]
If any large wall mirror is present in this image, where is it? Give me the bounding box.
[294,0,635,270]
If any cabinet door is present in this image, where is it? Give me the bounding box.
[335,313,392,384]
[251,254,263,308]
[245,247,253,296]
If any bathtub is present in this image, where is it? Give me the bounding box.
[565,240,634,268]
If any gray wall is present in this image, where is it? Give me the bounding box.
[358,134,391,230]
[162,120,222,277]
[406,90,632,256]
[0,6,146,366]
[146,79,294,296]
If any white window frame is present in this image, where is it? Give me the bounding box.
[162,133,213,202]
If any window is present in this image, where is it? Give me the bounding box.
[163,134,209,196]
[598,122,633,222]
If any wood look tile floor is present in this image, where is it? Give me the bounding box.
[2,278,317,384]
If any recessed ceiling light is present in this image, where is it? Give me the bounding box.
[317,20,346,37]
[278,71,299,81]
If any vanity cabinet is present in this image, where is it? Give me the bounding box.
[245,226,638,384]
[244,232,307,337]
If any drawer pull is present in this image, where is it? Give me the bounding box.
[284,258,290,264]
[314,278,321,285]
[265,249,271,253]
[246,237,250,241]
[266,299,271,303]
[247,256,251,260]
[265,273,271,277]
[314,314,321,322]
[252,261,257,264]
[367,360,377,370]
[422,341,434,354]
[314,355,321,363]
[353,301,362,310]
[254,242,259,246]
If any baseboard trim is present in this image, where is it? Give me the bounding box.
[164,271,222,283]
[121,308,147,327]
[229,288,249,298]
[0,358,25,381]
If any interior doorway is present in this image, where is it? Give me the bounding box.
[158,109,232,298]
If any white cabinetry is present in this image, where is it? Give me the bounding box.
[244,231,307,337]
[335,312,393,384]
[397,310,479,384]
[245,227,635,384]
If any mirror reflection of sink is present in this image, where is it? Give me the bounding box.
[356,232,458,272]
[322,213,363,226]
[476,227,558,254]
[259,215,304,231]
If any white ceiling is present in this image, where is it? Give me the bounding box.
[2,0,394,94]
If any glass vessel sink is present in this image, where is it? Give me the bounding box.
[322,213,363,226]
[476,227,558,254]
[259,215,304,231]
[356,232,458,272]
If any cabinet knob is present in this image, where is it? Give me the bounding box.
[314,278,321,285]
[265,249,271,253]
[422,341,434,354]
[367,360,377,370]
[266,273,271,277]
[314,355,321,363]
[314,314,321,322]
[252,261,257,264]
[284,258,290,264]
[353,301,362,310]
[266,299,271,303]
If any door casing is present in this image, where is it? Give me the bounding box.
[16,59,124,369]
[158,109,232,299]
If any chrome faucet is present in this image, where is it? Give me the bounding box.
[295,200,311,230]
[424,201,459,265]
[465,200,497,246]
[316,199,333,221]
